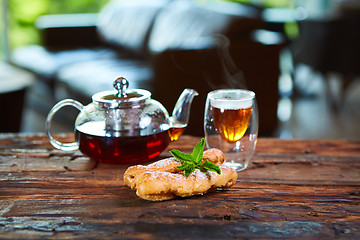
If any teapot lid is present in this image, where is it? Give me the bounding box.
[92,77,151,108]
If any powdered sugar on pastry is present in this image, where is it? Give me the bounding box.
[135,166,237,201]
[123,148,237,201]
[124,157,181,189]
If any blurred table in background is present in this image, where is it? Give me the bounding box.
[291,13,360,108]
[0,62,34,132]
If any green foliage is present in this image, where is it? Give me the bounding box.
[284,21,299,39]
[47,0,109,14]
[6,0,109,49]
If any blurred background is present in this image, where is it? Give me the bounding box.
[1,0,360,140]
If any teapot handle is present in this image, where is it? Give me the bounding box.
[46,99,84,151]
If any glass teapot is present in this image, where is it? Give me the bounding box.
[46,77,198,164]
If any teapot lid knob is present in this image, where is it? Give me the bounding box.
[92,76,151,108]
[114,77,128,98]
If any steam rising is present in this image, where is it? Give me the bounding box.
[208,34,247,90]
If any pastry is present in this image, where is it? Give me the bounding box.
[124,148,237,201]
[124,148,225,189]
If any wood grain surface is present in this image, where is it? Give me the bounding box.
[0,133,359,239]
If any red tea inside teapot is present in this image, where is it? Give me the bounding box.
[75,121,170,164]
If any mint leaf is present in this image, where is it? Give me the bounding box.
[170,149,193,162]
[192,138,205,164]
[201,160,221,175]
[171,138,221,178]
[176,160,195,178]
[184,164,195,178]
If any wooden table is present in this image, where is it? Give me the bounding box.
[0,133,359,239]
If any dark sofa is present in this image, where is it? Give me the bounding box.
[11,0,285,136]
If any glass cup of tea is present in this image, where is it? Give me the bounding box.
[204,89,258,172]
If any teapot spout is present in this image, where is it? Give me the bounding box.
[170,89,199,128]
